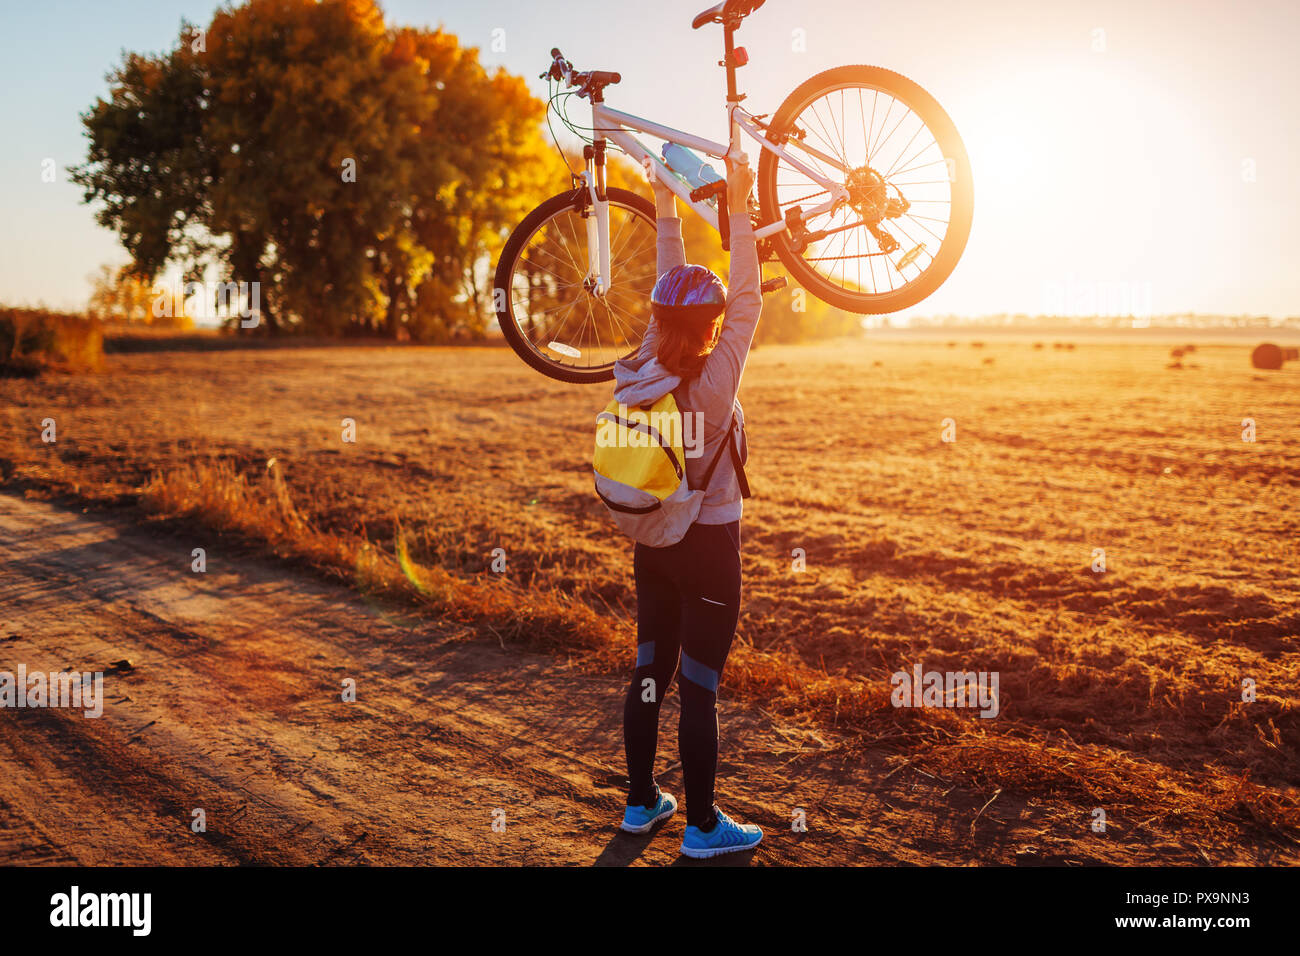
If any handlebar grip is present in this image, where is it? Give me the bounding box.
[611,72,621,83]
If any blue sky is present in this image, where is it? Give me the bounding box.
[1,0,1297,318]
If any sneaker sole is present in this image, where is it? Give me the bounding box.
[678,829,763,858]
[619,799,677,834]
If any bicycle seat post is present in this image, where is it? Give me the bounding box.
[721,20,745,104]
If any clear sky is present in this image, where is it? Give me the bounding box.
[1,0,1297,319]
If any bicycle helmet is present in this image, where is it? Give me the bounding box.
[651,264,727,325]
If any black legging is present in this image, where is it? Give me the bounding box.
[624,520,741,828]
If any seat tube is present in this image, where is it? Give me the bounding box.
[723,22,740,103]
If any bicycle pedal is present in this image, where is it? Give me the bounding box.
[689,180,726,203]
[760,276,787,295]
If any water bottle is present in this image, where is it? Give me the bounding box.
[661,143,723,199]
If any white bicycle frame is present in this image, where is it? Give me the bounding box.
[556,64,851,297]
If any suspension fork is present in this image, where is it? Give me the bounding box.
[582,140,611,296]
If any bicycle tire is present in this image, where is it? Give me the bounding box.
[495,187,657,384]
[757,64,973,314]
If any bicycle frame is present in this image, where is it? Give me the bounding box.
[574,97,851,296]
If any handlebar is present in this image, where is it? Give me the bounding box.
[541,48,568,81]
[541,48,619,96]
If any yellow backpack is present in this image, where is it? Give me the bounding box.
[593,392,740,547]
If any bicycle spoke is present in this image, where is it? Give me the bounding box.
[889,157,951,180]
[503,196,655,374]
[885,125,928,180]
[807,101,850,172]
[869,107,909,167]
[867,96,894,163]
[520,245,579,284]
[544,297,588,349]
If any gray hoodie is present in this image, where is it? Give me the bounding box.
[612,212,762,525]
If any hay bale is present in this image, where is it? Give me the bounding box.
[1250,343,1297,370]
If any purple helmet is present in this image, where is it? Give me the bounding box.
[651,264,727,325]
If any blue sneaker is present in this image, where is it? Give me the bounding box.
[680,808,763,858]
[620,790,678,834]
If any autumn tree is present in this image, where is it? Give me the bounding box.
[71,0,553,340]
[391,26,558,340]
[87,264,193,327]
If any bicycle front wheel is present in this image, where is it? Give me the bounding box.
[494,187,657,384]
[757,65,974,315]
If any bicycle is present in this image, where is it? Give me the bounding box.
[494,0,973,384]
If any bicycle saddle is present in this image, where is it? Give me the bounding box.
[692,0,765,30]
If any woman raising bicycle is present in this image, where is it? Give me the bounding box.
[613,157,764,859]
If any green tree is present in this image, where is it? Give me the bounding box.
[71,0,554,341]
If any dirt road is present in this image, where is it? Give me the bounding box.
[0,492,1119,866]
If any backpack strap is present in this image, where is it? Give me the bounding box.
[729,426,751,499]
[697,412,749,497]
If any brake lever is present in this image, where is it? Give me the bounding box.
[540,55,567,82]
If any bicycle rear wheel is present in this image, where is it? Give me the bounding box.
[757,65,973,314]
[494,187,657,384]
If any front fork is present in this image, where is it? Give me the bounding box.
[581,141,611,297]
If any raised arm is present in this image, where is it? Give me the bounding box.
[653,175,686,276]
[697,157,761,406]
[638,175,687,357]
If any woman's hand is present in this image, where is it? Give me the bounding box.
[652,173,677,219]
[727,153,754,212]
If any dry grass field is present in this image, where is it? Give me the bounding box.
[2,332,1297,864]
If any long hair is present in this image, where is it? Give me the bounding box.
[655,313,723,379]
